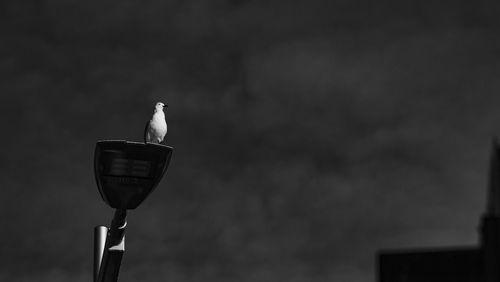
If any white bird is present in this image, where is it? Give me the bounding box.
[144,102,168,144]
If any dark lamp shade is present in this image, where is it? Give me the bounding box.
[94,140,173,209]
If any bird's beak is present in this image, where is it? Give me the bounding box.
[164,104,168,108]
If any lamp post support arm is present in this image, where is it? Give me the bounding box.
[97,209,127,282]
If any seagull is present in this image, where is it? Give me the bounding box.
[144,102,168,144]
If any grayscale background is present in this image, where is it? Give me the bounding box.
[1,1,499,281]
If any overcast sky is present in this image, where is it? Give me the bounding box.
[1,0,500,281]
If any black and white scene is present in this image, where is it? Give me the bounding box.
[2,1,500,281]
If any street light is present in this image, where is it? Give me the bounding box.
[93,140,173,282]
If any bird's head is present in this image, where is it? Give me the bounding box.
[155,102,168,112]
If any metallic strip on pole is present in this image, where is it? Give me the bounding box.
[97,209,127,282]
[94,226,108,282]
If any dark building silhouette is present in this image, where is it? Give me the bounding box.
[378,140,500,282]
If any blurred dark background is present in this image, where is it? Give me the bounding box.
[1,0,500,281]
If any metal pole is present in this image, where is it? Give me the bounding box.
[94,226,108,282]
[97,209,127,282]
